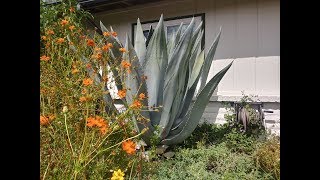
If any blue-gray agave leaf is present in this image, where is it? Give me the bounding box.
[143,14,168,126]
[134,18,147,66]
[159,18,195,138]
[162,61,233,145]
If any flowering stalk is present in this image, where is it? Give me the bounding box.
[82,129,146,170]
[64,113,75,157]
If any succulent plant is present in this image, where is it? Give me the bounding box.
[86,15,233,146]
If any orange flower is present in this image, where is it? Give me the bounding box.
[47,29,54,35]
[94,47,101,52]
[107,43,113,48]
[122,140,136,155]
[86,117,96,127]
[81,89,87,94]
[69,42,74,45]
[121,60,131,69]
[119,48,127,53]
[103,31,110,37]
[102,45,109,51]
[69,7,75,12]
[69,25,75,31]
[117,89,126,99]
[87,39,95,47]
[86,63,92,69]
[71,68,79,74]
[86,116,109,135]
[100,126,108,135]
[111,31,117,37]
[40,55,50,61]
[130,100,142,109]
[61,19,69,26]
[139,93,146,100]
[41,36,47,41]
[79,96,87,102]
[40,116,49,126]
[102,76,109,82]
[82,78,93,86]
[48,114,55,121]
[57,38,65,44]
[92,53,102,60]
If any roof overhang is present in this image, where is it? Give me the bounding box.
[78,0,164,13]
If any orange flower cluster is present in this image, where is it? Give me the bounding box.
[69,7,75,13]
[122,140,136,155]
[121,60,131,69]
[139,93,146,100]
[40,55,50,61]
[41,36,47,41]
[103,31,110,37]
[46,29,54,35]
[57,38,65,44]
[111,31,117,37]
[130,100,142,109]
[71,68,79,74]
[61,19,69,26]
[69,25,75,31]
[87,39,95,47]
[119,48,127,53]
[40,114,55,126]
[102,43,113,51]
[118,89,126,99]
[82,78,93,86]
[92,53,102,60]
[79,96,91,102]
[86,116,109,135]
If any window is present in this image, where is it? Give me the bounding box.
[132,14,205,47]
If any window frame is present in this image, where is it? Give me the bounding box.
[131,13,205,48]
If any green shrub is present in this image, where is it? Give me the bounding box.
[145,143,273,179]
[224,128,256,154]
[254,136,280,180]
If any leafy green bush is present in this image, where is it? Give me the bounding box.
[224,128,256,154]
[145,143,273,179]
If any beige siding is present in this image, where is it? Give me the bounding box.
[94,0,280,98]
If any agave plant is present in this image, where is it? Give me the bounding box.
[82,15,233,146]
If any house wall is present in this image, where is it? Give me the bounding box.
[93,0,280,135]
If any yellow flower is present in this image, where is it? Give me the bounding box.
[111,169,125,180]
